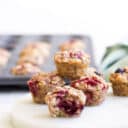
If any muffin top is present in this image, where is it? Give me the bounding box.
[20,42,50,59]
[17,55,44,66]
[11,63,41,75]
[20,47,42,57]
[29,71,65,86]
[110,67,128,84]
[46,86,86,104]
[54,50,90,64]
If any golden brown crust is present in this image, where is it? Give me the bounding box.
[27,72,65,104]
[0,48,10,66]
[71,75,109,106]
[54,50,90,79]
[110,67,128,96]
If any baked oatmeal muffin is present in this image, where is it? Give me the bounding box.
[54,50,90,79]
[45,86,86,117]
[110,67,128,96]
[71,75,109,106]
[25,42,50,57]
[0,48,10,66]
[17,55,44,66]
[11,63,41,75]
[20,47,42,58]
[84,67,103,77]
[59,39,85,51]
[18,42,50,66]
[27,72,65,104]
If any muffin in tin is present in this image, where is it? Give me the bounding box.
[25,42,51,57]
[54,50,90,79]
[20,47,43,58]
[0,48,10,67]
[27,71,65,104]
[71,75,109,106]
[110,67,128,96]
[45,86,86,117]
[11,63,41,75]
[59,39,85,51]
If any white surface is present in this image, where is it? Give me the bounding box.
[11,91,128,128]
[0,92,28,128]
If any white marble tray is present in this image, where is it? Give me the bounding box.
[11,90,128,128]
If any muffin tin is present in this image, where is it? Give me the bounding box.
[0,35,96,86]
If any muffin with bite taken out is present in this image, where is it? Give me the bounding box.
[59,39,85,51]
[45,86,86,117]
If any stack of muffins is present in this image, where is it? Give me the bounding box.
[11,42,50,75]
[27,39,109,117]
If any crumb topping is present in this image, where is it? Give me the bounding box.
[54,50,90,64]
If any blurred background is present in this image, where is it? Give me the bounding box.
[0,0,128,64]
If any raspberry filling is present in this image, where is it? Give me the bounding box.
[57,99,83,115]
[69,51,83,59]
[71,77,101,87]
[27,80,38,96]
[55,90,84,115]
[94,71,102,76]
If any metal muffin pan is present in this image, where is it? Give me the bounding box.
[0,35,96,86]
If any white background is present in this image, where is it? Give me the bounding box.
[0,0,128,64]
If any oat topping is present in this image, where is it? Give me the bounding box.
[110,67,128,96]
[45,86,86,117]
[71,75,109,106]
[27,72,65,104]
[54,50,90,64]
[59,39,85,51]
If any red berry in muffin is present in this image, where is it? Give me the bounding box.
[71,75,109,106]
[45,86,86,117]
[27,71,65,104]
